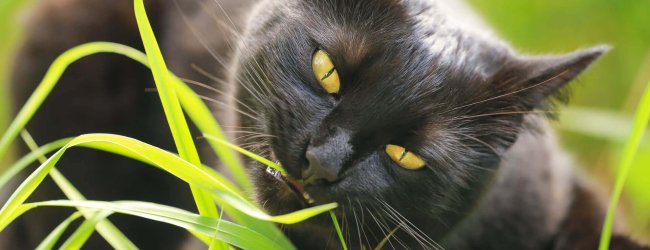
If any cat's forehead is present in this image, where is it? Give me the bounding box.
[294,0,509,76]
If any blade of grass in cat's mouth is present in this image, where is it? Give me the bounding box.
[265,166,314,205]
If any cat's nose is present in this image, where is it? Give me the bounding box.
[303,149,339,185]
[302,126,351,185]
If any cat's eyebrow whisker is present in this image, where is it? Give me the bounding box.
[220,125,262,129]
[193,58,270,113]
[178,0,274,106]
[174,1,264,113]
[236,137,273,147]
[237,140,269,149]
[206,0,277,107]
[180,76,261,116]
[429,140,492,173]
[190,64,230,85]
[173,1,231,70]
[193,90,261,120]
[447,131,503,158]
[425,143,468,173]
[146,86,260,122]
[209,0,276,92]
[197,94,261,122]
[200,0,241,50]
[448,109,555,121]
[225,130,276,138]
[236,141,272,150]
[221,125,267,133]
[450,69,570,112]
[176,6,273,114]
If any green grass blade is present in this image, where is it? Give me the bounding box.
[203,135,286,174]
[0,40,251,191]
[20,200,290,250]
[0,42,139,162]
[209,207,231,250]
[59,210,113,250]
[217,203,292,248]
[19,131,138,250]
[174,80,252,192]
[330,211,348,250]
[599,80,650,250]
[0,138,70,190]
[133,0,218,220]
[35,212,82,250]
[0,37,319,250]
[0,133,335,232]
[373,226,400,250]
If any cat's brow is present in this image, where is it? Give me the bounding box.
[332,28,369,68]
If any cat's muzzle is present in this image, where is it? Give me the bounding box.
[266,166,315,205]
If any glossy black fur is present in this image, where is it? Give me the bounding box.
[3,0,648,249]
[233,0,643,249]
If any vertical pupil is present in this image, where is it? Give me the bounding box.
[321,67,335,81]
[398,149,408,161]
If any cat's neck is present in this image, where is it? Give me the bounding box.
[441,116,575,249]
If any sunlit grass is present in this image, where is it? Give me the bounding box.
[598,80,650,250]
[0,1,337,249]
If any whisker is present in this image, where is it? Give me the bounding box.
[357,200,374,248]
[447,131,502,158]
[450,69,570,112]
[365,205,395,250]
[448,109,555,121]
[192,63,272,114]
[197,94,260,122]
[350,198,363,249]
[225,130,276,138]
[374,204,408,250]
[181,77,261,116]
[208,0,277,109]
[173,0,230,69]
[375,198,442,250]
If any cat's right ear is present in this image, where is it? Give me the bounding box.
[500,45,609,106]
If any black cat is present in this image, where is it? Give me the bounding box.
[2,0,647,249]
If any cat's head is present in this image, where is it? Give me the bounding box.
[228,0,606,245]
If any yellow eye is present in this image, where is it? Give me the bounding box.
[312,50,340,94]
[385,144,426,170]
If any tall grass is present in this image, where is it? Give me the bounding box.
[0,1,337,249]
[598,81,650,250]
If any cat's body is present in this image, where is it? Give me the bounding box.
[2,0,647,249]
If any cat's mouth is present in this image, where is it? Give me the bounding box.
[265,166,315,205]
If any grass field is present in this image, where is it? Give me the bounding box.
[0,0,649,248]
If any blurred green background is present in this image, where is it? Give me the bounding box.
[1,0,649,241]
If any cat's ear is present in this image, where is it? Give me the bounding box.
[504,45,609,105]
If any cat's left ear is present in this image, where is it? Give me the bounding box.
[504,45,609,105]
